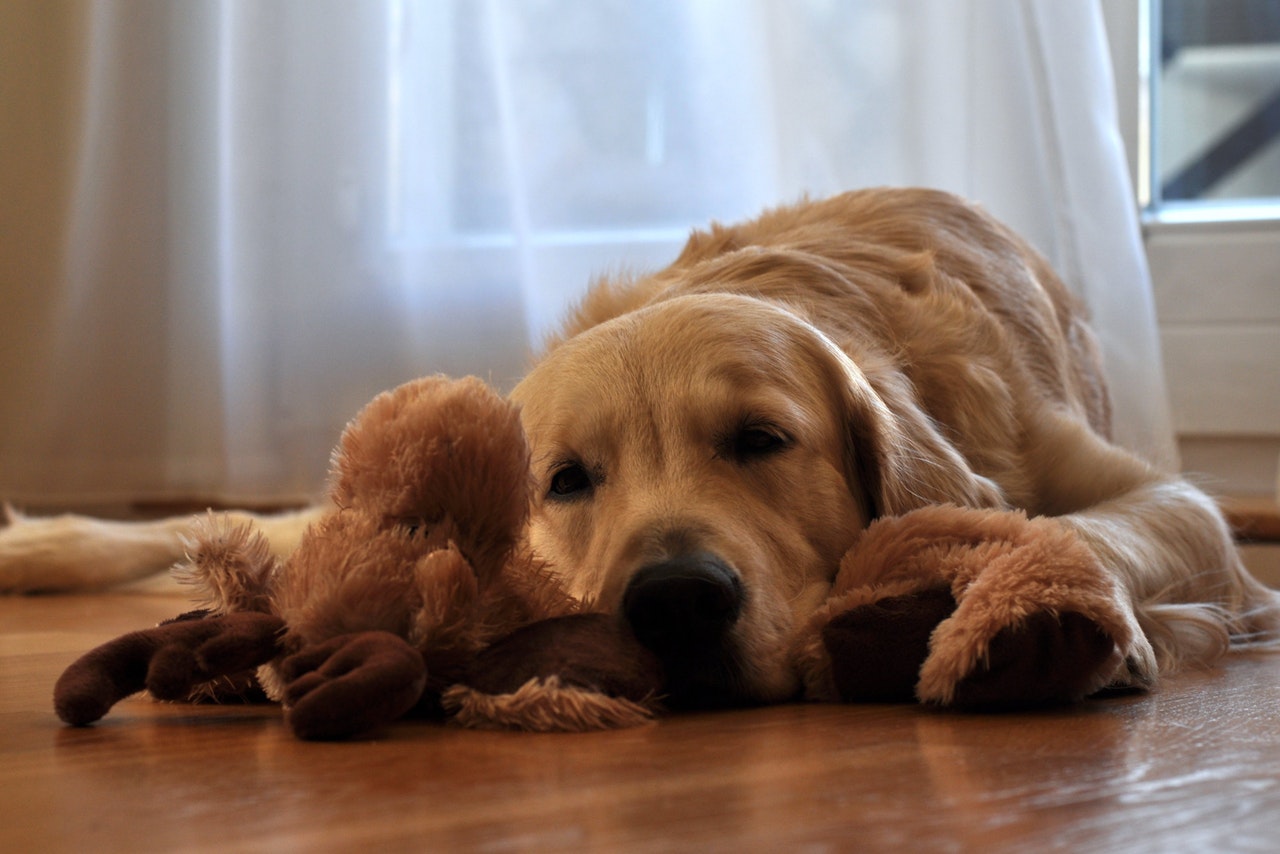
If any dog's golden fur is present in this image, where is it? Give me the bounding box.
[4,187,1277,705]
[510,188,1277,701]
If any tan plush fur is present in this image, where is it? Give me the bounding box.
[176,375,579,707]
[442,677,656,732]
[790,505,1144,705]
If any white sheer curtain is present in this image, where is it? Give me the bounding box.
[0,0,1174,507]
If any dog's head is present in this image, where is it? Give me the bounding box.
[511,291,998,708]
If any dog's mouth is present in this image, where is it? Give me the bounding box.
[620,552,762,710]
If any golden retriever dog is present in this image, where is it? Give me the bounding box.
[4,188,1277,707]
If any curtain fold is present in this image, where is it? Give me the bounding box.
[0,0,1174,506]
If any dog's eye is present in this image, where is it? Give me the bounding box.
[730,426,789,461]
[548,463,593,499]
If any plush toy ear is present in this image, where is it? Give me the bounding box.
[842,366,1006,518]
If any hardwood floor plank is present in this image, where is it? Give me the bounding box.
[3,594,1279,852]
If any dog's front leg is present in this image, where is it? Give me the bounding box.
[0,508,193,593]
[1029,416,1280,684]
[1061,478,1280,685]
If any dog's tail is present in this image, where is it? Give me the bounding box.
[0,507,195,593]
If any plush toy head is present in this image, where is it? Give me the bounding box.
[327,375,531,582]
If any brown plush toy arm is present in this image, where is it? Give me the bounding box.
[54,610,284,726]
[793,505,1138,710]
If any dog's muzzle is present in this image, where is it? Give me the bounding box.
[621,552,750,709]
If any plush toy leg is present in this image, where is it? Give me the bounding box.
[794,506,1143,710]
[443,613,664,731]
[54,610,284,726]
[277,631,427,740]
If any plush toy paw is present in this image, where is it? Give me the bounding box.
[443,613,664,731]
[945,610,1118,709]
[279,631,427,740]
[795,505,1143,710]
[54,610,284,726]
[815,586,957,702]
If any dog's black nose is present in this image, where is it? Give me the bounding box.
[622,553,743,653]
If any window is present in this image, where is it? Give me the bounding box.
[1145,0,1280,219]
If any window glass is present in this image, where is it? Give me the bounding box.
[1152,0,1280,214]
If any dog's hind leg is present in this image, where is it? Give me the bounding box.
[0,504,323,593]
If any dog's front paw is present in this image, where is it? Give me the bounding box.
[278,631,427,740]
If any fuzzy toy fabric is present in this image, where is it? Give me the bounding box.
[791,505,1140,709]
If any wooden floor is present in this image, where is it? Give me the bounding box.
[4,594,1280,853]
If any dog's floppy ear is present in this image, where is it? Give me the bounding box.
[841,366,1006,518]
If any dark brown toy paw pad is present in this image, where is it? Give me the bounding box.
[280,631,427,740]
[821,587,957,702]
[950,611,1117,709]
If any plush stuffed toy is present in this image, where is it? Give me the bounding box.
[54,375,1138,739]
[54,376,663,739]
